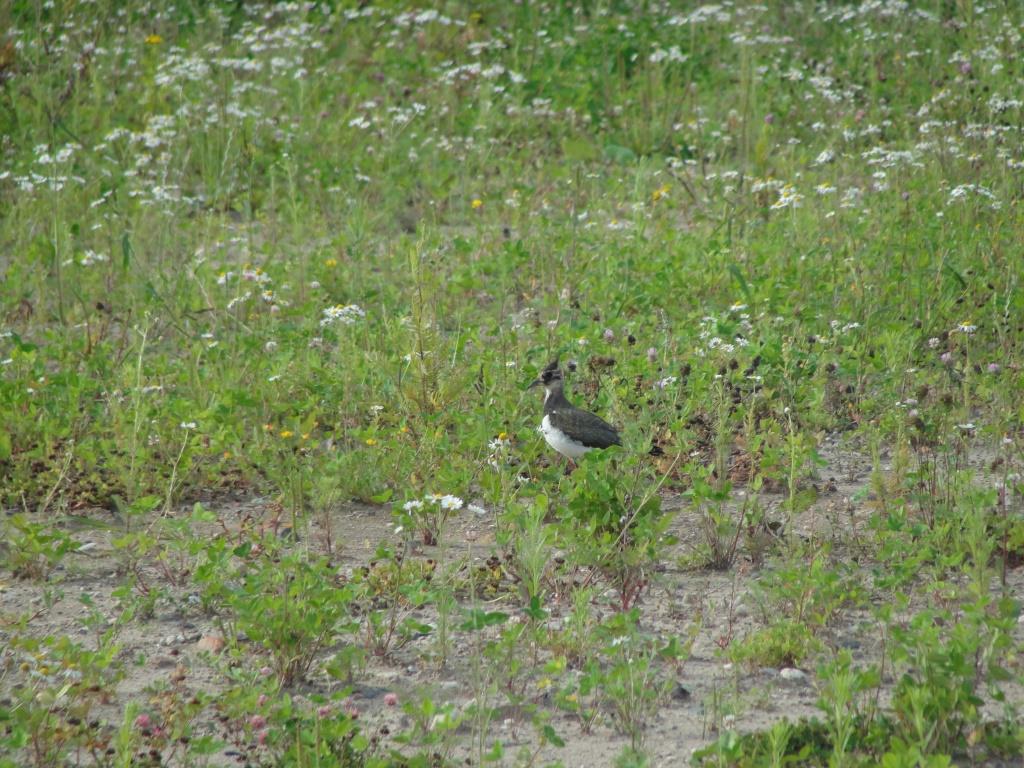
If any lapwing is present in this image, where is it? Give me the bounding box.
[529,359,621,465]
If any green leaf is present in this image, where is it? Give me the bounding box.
[131,495,161,514]
[604,143,637,164]
[727,263,754,304]
[459,609,509,631]
[562,137,598,163]
[402,619,433,635]
[0,430,11,462]
[525,594,548,621]
[188,735,224,756]
[191,502,216,523]
[483,739,504,761]
[121,233,134,270]
[3,726,28,749]
[370,489,393,503]
[542,724,565,747]
[232,542,252,558]
[10,333,37,353]
[943,262,967,290]
[226,388,259,408]
[658,636,684,661]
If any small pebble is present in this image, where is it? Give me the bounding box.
[196,634,226,653]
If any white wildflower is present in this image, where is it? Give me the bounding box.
[770,185,803,210]
[227,292,251,310]
[813,149,835,165]
[79,250,108,266]
[439,495,463,511]
[320,304,366,327]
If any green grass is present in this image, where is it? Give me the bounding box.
[1,1,1022,766]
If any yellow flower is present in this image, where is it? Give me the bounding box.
[145,34,163,45]
[651,183,670,202]
[365,438,377,446]
[325,258,338,268]
[471,198,483,210]
[537,677,552,691]
[497,432,508,440]
[279,430,294,438]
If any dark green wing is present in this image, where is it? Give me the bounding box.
[549,408,621,449]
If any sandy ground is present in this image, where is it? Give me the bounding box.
[2,437,1021,767]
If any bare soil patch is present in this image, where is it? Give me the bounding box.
[3,440,1022,767]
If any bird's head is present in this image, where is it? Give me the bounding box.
[528,359,563,393]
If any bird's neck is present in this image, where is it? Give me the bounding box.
[543,382,571,413]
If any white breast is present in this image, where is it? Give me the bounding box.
[541,414,591,460]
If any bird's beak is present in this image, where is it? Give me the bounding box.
[527,378,542,390]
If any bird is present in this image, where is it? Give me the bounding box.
[528,359,621,465]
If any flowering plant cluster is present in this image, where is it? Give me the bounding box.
[395,493,465,545]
